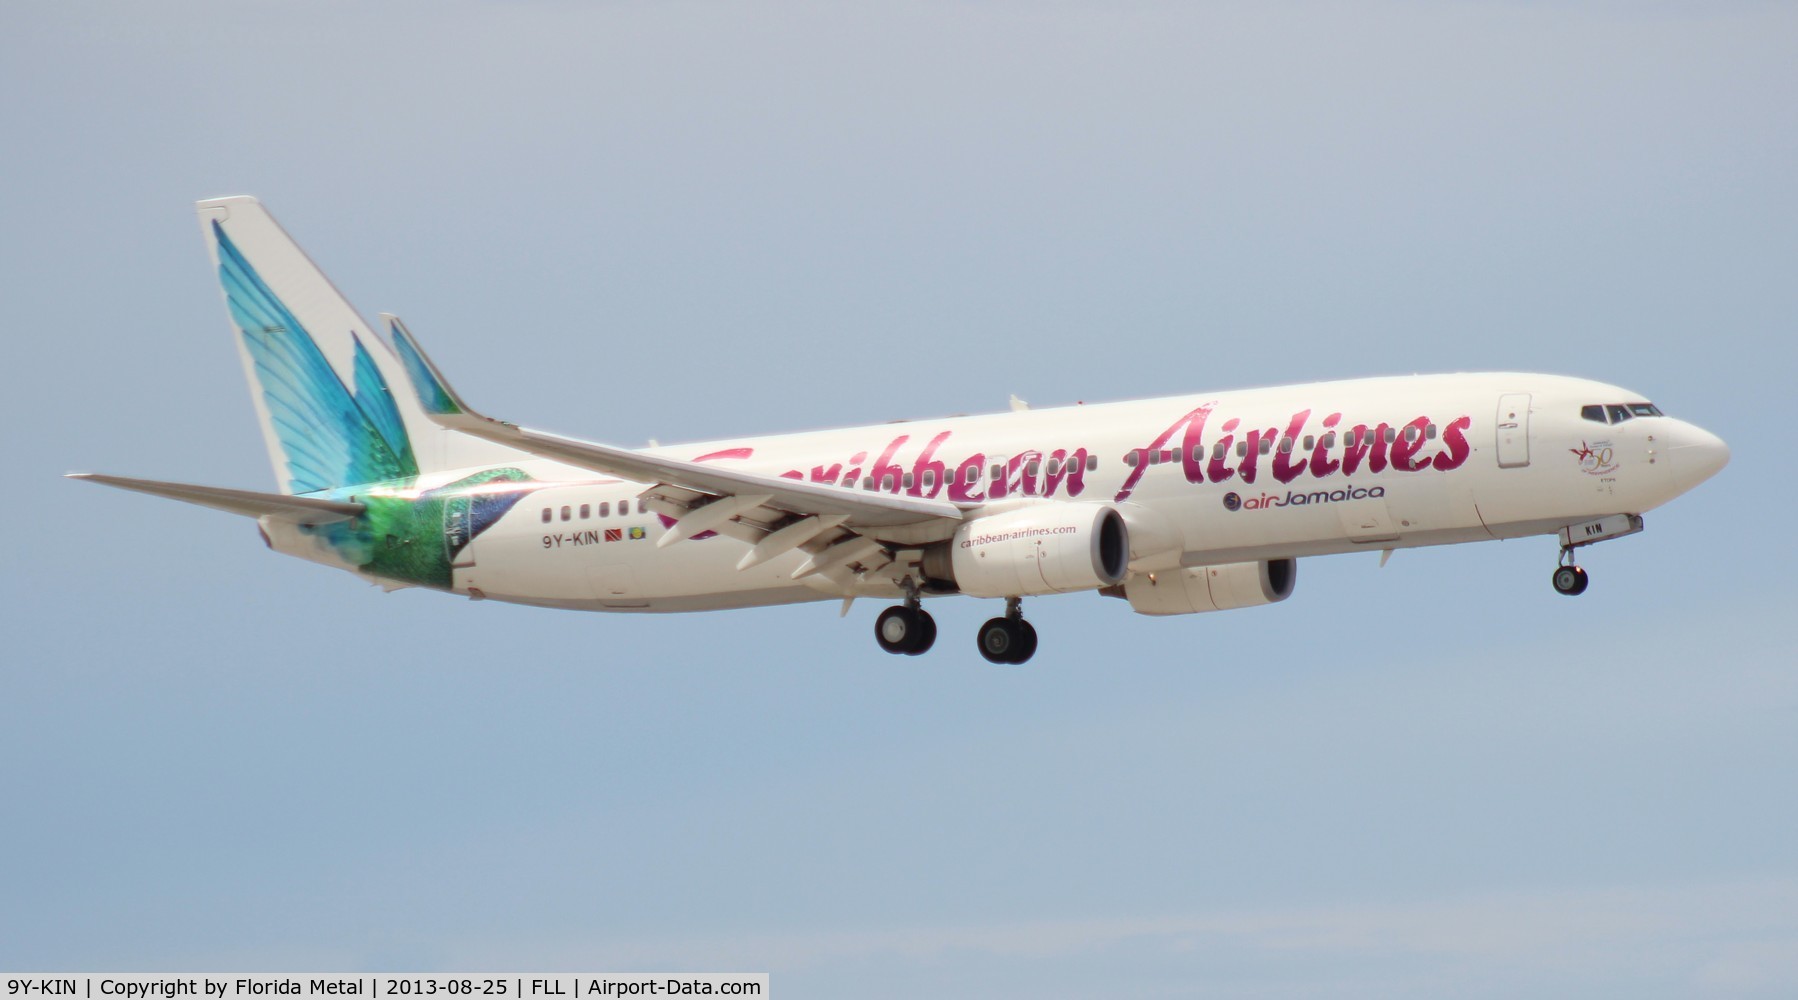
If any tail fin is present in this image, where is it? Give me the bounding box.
[197,196,527,493]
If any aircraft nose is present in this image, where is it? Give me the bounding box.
[1667,420,1730,486]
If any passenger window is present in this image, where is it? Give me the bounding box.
[1426,423,1437,440]
[1148,451,1160,466]
[579,504,590,519]
[1404,426,1419,443]
[923,470,936,490]
[1608,404,1632,423]
[966,466,980,484]
[541,508,551,523]
[1236,441,1248,458]
[1383,427,1396,444]
[864,477,876,490]
[1047,459,1061,476]
[1086,454,1098,471]
[1258,438,1272,456]
[1303,435,1315,451]
[1278,437,1293,454]
[561,506,571,521]
[902,473,914,490]
[1124,452,1140,468]
[600,502,610,517]
[881,474,895,492]
[1212,442,1227,460]
[1323,432,1336,449]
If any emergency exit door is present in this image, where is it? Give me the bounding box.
[1496,393,1531,468]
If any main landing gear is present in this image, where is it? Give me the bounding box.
[872,594,1039,664]
[1551,548,1590,596]
[875,595,936,655]
[977,597,1037,665]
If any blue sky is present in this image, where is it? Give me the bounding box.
[3,2,1795,996]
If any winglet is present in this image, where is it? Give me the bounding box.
[380,314,473,417]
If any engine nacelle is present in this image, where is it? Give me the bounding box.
[1123,559,1297,616]
[930,503,1129,598]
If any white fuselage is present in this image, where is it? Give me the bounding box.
[318,372,1724,613]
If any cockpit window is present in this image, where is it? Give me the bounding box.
[1582,401,1666,424]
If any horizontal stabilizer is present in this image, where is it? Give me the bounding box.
[67,473,365,524]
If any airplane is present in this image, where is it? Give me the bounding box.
[71,196,1731,664]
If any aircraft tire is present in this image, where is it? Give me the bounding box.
[877,606,922,654]
[1552,565,1588,596]
[1012,620,1038,664]
[977,617,1018,664]
[904,610,937,656]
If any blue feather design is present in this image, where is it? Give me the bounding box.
[213,221,417,492]
[351,332,417,474]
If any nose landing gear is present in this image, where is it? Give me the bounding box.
[976,597,1038,665]
[1549,514,1643,596]
[1552,548,1589,596]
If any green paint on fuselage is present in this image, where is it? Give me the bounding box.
[303,468,536,589]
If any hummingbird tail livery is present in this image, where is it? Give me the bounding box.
[195,196,537,493]
[71,197,1732,664]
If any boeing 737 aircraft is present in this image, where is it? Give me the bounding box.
[73,197,1730,663]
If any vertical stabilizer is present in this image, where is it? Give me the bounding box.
[197,196,527,493]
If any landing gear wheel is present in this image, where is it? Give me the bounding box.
[876,606,922,654]
[1552,564,1589,596]
[1013,620,1038,663]
[976,616,1038,665]
[876,605,937,655]
[905,610,937,656]
[977,617,1019,664]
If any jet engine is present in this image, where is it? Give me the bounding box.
[924,503,1128,598]
[1122,559,1297,616]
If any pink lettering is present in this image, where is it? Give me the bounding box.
[1433,416,1473,471]
[1389,416,1432,471]
[1238,425,1279,485]
[949,453,986,503]
[1272,409,1311,485]
[1309,412,1342,478]
[908,431,951,499]
[869,436,909,492]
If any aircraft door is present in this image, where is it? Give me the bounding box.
[1496,393,1531,468]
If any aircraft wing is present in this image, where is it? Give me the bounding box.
[384,317,965,578]
[451,422,960,527]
